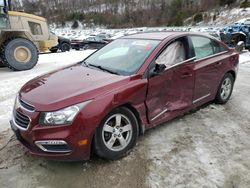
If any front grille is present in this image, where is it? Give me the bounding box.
[14,111,30,129]
[20,99,35,111]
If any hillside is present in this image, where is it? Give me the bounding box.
[185,6,250,26]
[13,0,247,28]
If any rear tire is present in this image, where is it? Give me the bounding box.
[93,107,139,160]
[215,73,234,104]
[60,43,70,52]
[0,38,38,71]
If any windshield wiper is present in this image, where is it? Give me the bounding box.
[88,64,119,75]
[82,61,89,67]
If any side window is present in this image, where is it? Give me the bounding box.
[28,22,43,35]
[212,40,227,54]
[156,40,186,67]
[190,36,213,60]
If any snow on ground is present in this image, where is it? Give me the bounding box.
[0,50,95,132]
[240,50,250,64]
[145,51,250,188]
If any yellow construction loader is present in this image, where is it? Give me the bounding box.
[0,0,58,71]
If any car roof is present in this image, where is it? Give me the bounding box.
[122,32,212,41]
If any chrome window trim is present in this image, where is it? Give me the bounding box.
[194,50,228,62]
[163,57,196,71]
[151,108,169,121]
[193,93,211,104]
[35,140,72,153]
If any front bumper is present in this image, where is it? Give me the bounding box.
[10,115,92,161]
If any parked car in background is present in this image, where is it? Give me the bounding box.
[71,35,109,50]
[11,32,239,161]
[220,23,250,50]
[70,38,84,50]
[50,36,71,53]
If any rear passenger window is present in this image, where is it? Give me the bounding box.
[212,41,227,54]
[191,36,213,60]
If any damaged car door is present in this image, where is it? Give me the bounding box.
[146,36,195,125]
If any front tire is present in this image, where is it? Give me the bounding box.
[94,107,139,160]
[0,38,38,71]
[60,43,70,52]
[215,73,234,104]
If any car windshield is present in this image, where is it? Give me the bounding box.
[84,39,160,75]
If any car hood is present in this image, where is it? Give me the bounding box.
[20,64,129,111]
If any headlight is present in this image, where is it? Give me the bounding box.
[40,100,92,125]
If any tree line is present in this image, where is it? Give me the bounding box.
[13,0,240,28]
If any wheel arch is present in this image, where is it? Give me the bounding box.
[92,102,145,138]
[119,103,145,135]
[234,33,247,43]
[226,70,236,81]
[0,31,33,43]
[216,70,236,93]
[90,102,145,156]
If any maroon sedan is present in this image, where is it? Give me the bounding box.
[11,32,239,161]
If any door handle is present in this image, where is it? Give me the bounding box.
[181,72,192,78]
[216,62,222,66]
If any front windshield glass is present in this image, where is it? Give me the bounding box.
[85,39,160,75]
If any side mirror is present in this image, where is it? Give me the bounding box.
[149,64,166,78]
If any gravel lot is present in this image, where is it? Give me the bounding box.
[0,51,250,188]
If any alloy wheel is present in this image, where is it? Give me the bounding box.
[220,77,232,101]
[102,114,133,152]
